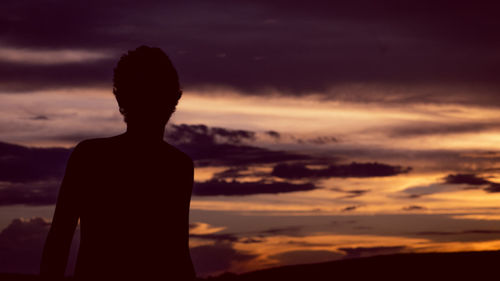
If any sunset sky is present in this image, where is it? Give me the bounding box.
[2,0,500,277]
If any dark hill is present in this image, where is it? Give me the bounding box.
[2,250,500,280]
[212,250,500,281]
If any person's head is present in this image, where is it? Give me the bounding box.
[113,46,181,127]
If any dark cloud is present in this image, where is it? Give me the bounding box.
[484,183,500,193]
[285,241,332,247]
[30,115,49,121]
[331,220,357,225]
[166,124,311,167]
[444,174,490,185]
[448,174,500,193]
[0,216,252,278]
[258,226,303,237]
[339,246,407,259]
[352,226,372,230]
[269,250,343,266]
[190,233,239,243]
[343,190,369,198]
[0,141,70,182]
[189,224,305,244]
[461,151,500,159]
[402,205,426,211]
[0,217,79,275]
[402,183,459,197]
[212,166,270,181]
[190,242,257,277]
[0,59,113,92]
[2,1,500,106]
[341,206,358,212]
[0,124,313,204]
[298,136,338,145]
[386,122,500,138]
[0,141,71,206]
[330,188,369,199]
[0,217,49,274]
[265,130,281,140]
[272,162,411,179]
[193,179,317,196]
[240,238,264,244]
[414,229,500,242]
[416,230,500,236]
[183,143,307,167]
[212,167,250,180]
[166,124,255,145]
[402,173,500,196]
[0,181,59,206]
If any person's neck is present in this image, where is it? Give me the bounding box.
[125,122,166,144]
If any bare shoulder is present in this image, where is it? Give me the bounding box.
[71,135,122,156]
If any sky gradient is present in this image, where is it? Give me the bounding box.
[2,0,500,277]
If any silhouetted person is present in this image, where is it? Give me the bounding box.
[40,46,196,280]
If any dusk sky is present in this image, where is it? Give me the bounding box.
[2,0,500,277]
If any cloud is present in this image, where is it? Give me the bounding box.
[0,141,71,206]
[190,233,239,243]
[402,205,426,211]
[272,162,411,179]
[402,173,500,196]
[0,217,79,275]
[0,216,250,278]
[461,151,500,159]
[265,130,280,140]
[402,183,464,197]
[0,217,50,274]
[0,124,313,204]
[416,230,500,236]
[1,0,500,106]
[484,183,500,193]
[330,188,369,198]
[166,124,255,145]
[240,238,264,244]
[341,206,358,212]
[414,229,500,242]
[190,242,257,277]
[212,167,251,180]
[192,225,306,245]
[269,250,343,266]
[0,141,70,182]
[193,179,317,196]
[180,142,310,167]
[188,224,239,243]
[285,241,332,247]
[386,122,500,138]
[189,224,304,244]
[30,115,49,121]
[0,122,412,205]
[298,136,338,145]
[189,222,227,235]
[212,166,271,181]
[258,226,303,237]
[0,47,112,65]
[166,124,311,167]
[0,181,59,206]
[339,246,407,259]
[0,59,114,92]
[444,174,490,185]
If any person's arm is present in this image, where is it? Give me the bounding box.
[40,143,84,278]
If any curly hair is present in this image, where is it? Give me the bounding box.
[113,46,182,124]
